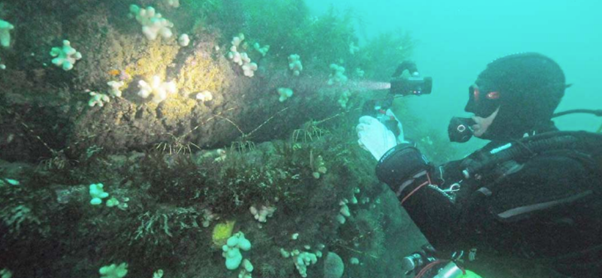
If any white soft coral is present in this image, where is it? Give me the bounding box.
[288,54,303,76]
[129,5,174,41]
[165,0,180,8]
[327,64,348,86]
[227,34,258,77]
[50,40,82,71]
[0,19,14,48]
[88,92,110,107]
[227,34,245,66]
[242,61,258,77]
[107,81,125,97]
[137,75,177,103]
[249,205,276,223]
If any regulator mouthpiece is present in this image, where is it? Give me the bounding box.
[448,117,476,143]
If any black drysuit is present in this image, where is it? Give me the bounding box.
[380,130,602,277]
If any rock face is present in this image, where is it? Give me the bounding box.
[0,62,347,161]
[0,0,357,162]
[67,69,343,156]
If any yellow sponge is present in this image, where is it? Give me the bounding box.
[212,220,236,248]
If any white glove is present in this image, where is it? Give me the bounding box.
[356,115,399,161]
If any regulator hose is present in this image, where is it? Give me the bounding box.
[462,131,602,179]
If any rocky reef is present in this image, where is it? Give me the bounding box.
[0,0,428,277]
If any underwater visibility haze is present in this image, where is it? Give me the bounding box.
[0,0,601,277]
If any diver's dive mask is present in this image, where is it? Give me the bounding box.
[449,82,501,143]
[465,83,501,118]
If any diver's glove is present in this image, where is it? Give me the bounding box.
[356,115,400,161]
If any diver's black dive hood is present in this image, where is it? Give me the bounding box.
[468,53,568,141]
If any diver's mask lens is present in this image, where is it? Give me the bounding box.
[466,84,501,117]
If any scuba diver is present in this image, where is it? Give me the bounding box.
[357,53,602,278]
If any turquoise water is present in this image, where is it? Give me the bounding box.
[307,0,602,132]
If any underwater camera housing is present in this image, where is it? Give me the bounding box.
[390,75,433,96]
[389,60,433,96]
[360,61,433,132]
